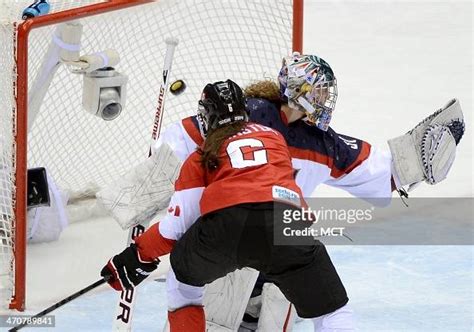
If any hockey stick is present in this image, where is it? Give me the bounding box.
[113,37,179,332]
[8,278,107,331]
[149,37,179,156]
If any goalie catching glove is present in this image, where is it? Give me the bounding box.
[101,243,159,291]
[388,98,465,190]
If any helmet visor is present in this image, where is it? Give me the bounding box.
[302,79,337,131]
[289,78,337,131]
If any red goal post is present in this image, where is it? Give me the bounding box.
[1,0,303,311]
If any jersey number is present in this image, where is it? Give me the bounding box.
[338,136,358,150]
[227,138,268,169]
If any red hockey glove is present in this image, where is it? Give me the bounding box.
[101,243,159,291]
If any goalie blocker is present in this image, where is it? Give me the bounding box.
[96,142,182,229]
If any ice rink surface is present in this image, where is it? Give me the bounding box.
[3,0,473,331]
[15,243,473,331]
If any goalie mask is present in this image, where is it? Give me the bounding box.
[197,79,247,137]
[278,52,337,131]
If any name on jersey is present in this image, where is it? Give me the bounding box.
[232,123,279,138]
[272,185,300,206]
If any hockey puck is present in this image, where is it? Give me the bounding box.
[170,79,186,95]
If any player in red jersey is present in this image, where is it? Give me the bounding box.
[101,80,353,331]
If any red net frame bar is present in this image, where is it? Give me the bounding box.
[10,0,154,311]
[10,0,304,311]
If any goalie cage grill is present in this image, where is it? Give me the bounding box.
[0,0,303,311]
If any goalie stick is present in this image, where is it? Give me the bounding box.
[113,37,179,332]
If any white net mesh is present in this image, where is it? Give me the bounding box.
[0,0,295,307]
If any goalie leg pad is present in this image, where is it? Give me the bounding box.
[388,98,464,188]
[96,143,182,229]
[204,269,259,331]
[256,283,297,332]
[164,268,259,332]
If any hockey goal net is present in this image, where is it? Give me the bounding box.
[0,0,303,310]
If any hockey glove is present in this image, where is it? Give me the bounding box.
[388,98,464,190]
[101,243,159,291]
